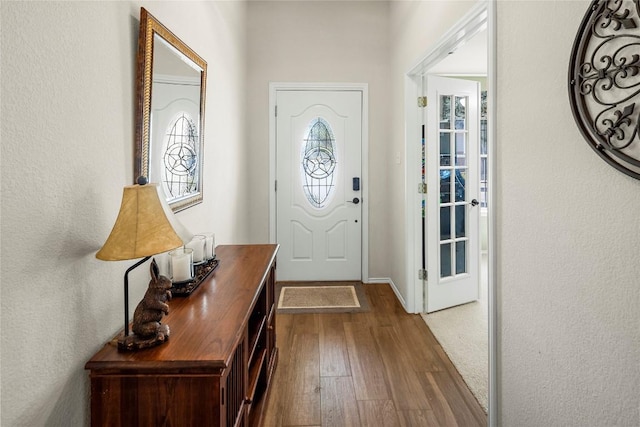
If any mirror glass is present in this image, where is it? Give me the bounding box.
[135,8,207,212]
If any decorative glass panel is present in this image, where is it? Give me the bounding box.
[455,96,466,129]
[455,205,466,238]
[439,170,451,203]
[440,95,451,125]
[455,241,466,274]
[454,169,466,202]
[455,133,466,166]
[440,206,451,240]
[162,112,199,198]
[301,118,337,209]
[440,132,451,166]
[441,242,452,278]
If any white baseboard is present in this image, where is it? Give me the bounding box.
[365,277,409,312]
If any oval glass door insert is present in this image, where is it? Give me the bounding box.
[301,117,337,209]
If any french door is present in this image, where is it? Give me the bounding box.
[425,75,481,312]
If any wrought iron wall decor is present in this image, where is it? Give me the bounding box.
[569,0,640,179]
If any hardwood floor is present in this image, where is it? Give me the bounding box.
[260,283,486,427]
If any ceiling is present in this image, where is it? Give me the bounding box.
[428,28,487,75]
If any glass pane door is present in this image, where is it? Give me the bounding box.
[439,94,469,278]
[425,74,480,313]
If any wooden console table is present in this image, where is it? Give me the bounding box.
[86,244,279,426]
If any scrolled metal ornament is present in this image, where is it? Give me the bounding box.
[569,0,640,179]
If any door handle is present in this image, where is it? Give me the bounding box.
[471,199,479,207]
[348,197,360,205]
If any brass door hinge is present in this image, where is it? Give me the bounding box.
[417,96,427,108]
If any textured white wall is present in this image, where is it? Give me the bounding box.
[498,1,640,425]
[0,1,247,425]
[246,0,391,278]
[4,1,639,425]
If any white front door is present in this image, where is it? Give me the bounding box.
[425,75,480,312]
[276,90,362,281]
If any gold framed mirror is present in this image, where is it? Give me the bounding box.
[134,7,207,212]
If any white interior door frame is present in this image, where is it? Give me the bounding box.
[403,2,497,425]
[405,2,488,312]
[269,82,369,282]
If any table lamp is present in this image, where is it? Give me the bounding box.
[96,178,192,351]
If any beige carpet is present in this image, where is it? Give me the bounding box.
[276,282,369,314]
[421,256,488,412]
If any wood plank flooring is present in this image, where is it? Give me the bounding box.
[260,283,486,427]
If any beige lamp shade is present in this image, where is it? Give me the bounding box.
[96,183,191,261]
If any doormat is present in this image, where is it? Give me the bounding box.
[276,282,370,314]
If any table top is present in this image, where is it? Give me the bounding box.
[85,244,279,373]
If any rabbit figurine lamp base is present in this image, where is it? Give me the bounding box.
[117,259,172,351]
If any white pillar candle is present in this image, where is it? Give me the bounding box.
[154,252,171,278]
[203,232,215,260]
[170,248,193,282]
[186,235,205,263]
